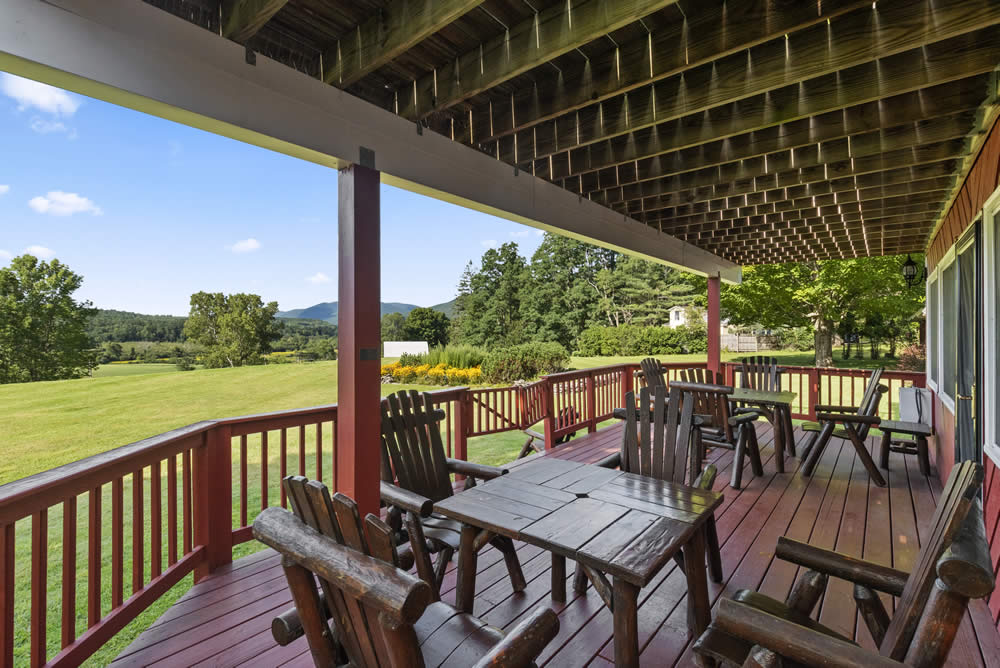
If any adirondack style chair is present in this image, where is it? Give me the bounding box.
[597,383,725,584]
[693,460,990,668]
[380,390,526,596]
[639,357,668,389]
[256,478,560,667]
[735,356,796,460]
[800,369,887,485]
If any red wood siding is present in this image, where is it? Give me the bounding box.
[985,456,1000,629]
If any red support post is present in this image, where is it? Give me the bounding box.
[622,365,635,407]
[336,163,381,518]
[543,378,556,450]
[193,424,232,582]
[586,372,597,433]
[707,275,722,375]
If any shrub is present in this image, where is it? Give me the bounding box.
[897,343,926,371]
[482,342,570,383]
[775,327,813,351]
[576,325,696,355]
[424,344,487,368]
[398,351,425,366]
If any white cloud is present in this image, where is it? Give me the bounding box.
[168,140,182,158]
[25,245,55,260]
[0,185,9,196]
[0,74,81,116]
[535,229,544,236]
[229,238,261,254]
[306,272,331,284]
[29,117,74,137]
[510,229,532,238]
[0,250,10,260]
[28,191,102,216]
[480,239,498,249]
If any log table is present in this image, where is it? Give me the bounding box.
[433,456,724,667]
[729,387,797,473]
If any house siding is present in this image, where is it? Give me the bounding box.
[925,113,1000,631]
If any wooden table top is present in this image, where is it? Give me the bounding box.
[434,458,723,587]
[730,387,797,405]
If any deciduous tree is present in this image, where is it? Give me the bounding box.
[183,291,282,367]
[404,307,450,347]
[0,254,97,383]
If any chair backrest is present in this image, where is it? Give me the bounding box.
[879,460,984,661]
[621,385,701,484]
[680,368,734,444]
[856,367,885,416]
[263,476,432,668]
[380,389,454,503]
[739,356,781,392]
[639,357,667,389]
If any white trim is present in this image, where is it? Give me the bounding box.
[982,186,1000,466]
[0,0,741,283]
[936,244,959,411]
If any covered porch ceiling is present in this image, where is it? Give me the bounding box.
[3,0,1000,274]
[149,0,1000,266]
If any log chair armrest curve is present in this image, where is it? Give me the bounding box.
[471,606,560,668]
[814,404,861,413]
[775,537,908,596]
[728,412,760,426]
[380,481,433,518]
[595,452,622,469]
[815,413,882,425]
[446,458,508,480]
[714,599,903,668]
[694,463,718,490]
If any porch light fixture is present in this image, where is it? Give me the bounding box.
[901,254,924,288]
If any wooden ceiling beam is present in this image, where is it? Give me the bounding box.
[468,0,870,144]
[572,110,974,196]
[221,0,289,43]
[541,78,986,183]
[496,1,1000,163]
[591,138,967,208]
[322,0,484,88]
[660,209,943,240]
[396,0,681,120]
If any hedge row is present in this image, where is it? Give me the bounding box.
[575,325,707,356]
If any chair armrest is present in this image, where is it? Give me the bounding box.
[714,599,903,668]
[728,412,760,427]
[814,404,860,413]
[380,482,433,518]
[447,458,507,480]
[471,607,560,668]
[815,413,881,425]
[693,463,717,490]
[595,452,621,469]
[776,537,907,596]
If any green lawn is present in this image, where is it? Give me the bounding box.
[2,350,909,665]
[92,363,188,377]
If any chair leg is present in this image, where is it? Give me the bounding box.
[731,424,748,489]
[879,429,892,470]
[783,407,796,458]
[845,425,886,487]
[705,516,723,583]
[801,423,834,476]
[433,546,454,594]
[747,426,764,477]
[490,536,527,592]
[798,430,819,462]
[573,560,588,594]
[917,436,931,476]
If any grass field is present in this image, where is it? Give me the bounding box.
[2,350,908,665]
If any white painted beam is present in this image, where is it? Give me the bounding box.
[0,0,741,283]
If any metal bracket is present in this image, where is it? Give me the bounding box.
[360,348,380,361]
[359,146,376,170]
[245,47,256,66]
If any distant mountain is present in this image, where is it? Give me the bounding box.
[277,301,453,323]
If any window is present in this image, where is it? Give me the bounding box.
[985,190,1000,465]
[940,259,957,405]
[927,273,938,388]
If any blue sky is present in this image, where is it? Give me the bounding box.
[0,72,544,316]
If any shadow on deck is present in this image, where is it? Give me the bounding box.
[111,423,1000,667]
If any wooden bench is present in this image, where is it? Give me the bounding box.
[878,419,933,476]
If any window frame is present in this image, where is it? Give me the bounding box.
[982,188,1000,466]
[926,268,938,392]
[935,245,957,415]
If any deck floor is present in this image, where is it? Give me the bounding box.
[112,423,1000,667]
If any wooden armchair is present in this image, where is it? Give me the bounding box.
[255,478,559,667]
[800,369,887,485]
[694,460,989,668]
[380,390,526,596]
[638,357,668,389]
[597,384,725,584]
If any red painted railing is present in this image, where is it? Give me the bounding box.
[0,361,925,666]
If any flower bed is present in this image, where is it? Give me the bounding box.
[380,361,483,385]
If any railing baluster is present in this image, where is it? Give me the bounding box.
[87,487,101,627]
[182,450,192,555]
[31,509,47,667]
[298,424,306,476]
[62,495,77,648]
[132,469,144,594]
[280,428,288,508]
[1,523,13,668]
[261,430,268,510]
[330,421,337,489]
[151,461,162,578]
[239,435,248,527]
[316,422,323,484]
[167,456,177,566]
[112,477,124,608]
